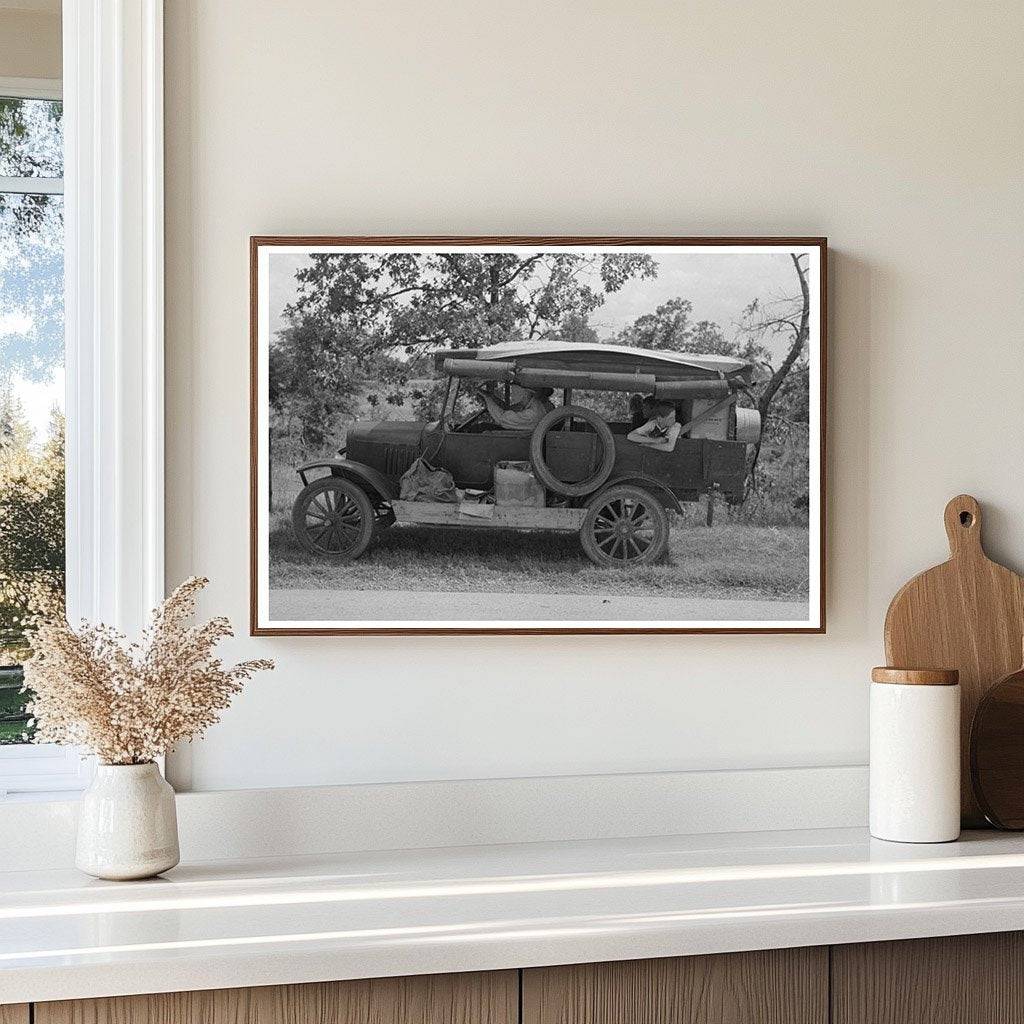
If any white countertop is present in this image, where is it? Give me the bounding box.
[4,826,1024,1004]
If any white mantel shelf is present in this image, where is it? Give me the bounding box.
[4,827,1024,1004]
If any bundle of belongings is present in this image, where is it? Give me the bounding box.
[399,458,458,503]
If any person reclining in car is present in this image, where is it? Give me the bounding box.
[477,383,554,430]
[627,400,682,452]
[629,393,657,429]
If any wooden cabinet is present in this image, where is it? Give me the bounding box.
[832,932,1024,1024]
[524,950,827,1024]
[23,932,1024,1024]
[34,971,517,1024]
[522,948,827,1024]
[520,934,1024,1024]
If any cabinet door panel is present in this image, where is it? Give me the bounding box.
[832,932,1024,1024]
[36,970,517,1024]
[523,948,828,1024]
[0,1006,29,1024]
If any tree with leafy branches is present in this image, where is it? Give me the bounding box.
[736,253,812,485]
[0,399,65,742]
[0,397,65,654]
[0,96,66,741]
[616,296,768,362]
[271,251,657,452]
[0,96,62,236]
[612,254,811,512]
[0,97,65,383]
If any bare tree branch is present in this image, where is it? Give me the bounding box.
[743,253,811,487]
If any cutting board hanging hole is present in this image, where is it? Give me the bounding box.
[944,494,983,557]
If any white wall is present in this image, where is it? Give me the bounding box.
[164,0,1024,792]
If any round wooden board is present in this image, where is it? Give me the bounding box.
[970,664,1024,829]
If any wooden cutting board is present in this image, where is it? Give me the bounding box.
[884,494,1024,826]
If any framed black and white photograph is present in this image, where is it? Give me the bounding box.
[250,237,826,635]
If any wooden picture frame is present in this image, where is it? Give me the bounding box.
[250,236,826,635]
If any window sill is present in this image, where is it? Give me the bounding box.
[0,744,93,799]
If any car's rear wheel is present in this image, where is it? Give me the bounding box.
[530,405,616,497]
[292,477,376,560]
[580,485,669,567]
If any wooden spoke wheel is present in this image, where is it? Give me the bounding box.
[580,485,669,567]
[529,404,616,497]
[291,477,376,560]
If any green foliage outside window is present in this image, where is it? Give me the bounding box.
[0,95,65,744]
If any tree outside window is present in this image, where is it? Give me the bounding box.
[0,94,65,745]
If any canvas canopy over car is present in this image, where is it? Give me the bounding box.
[433,340,757,396]
[290,340,763,567]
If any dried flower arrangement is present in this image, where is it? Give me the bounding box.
[22,577,273,765]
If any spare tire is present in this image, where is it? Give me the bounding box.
[530,405,616,497]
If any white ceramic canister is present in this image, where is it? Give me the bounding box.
[869,667,961,843]
[76,762,180,880]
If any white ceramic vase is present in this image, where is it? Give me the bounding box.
[76,762,180,880]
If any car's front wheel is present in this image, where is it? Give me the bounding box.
[580,485,669,567]
[291,477,376,560]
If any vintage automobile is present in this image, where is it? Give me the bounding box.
[290,341,761,567]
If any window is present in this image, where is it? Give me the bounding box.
[0,6,166,797]
[0,80,85,797]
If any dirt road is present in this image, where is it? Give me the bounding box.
[268,588,810,624]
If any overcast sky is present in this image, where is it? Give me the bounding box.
[269,251,800,345]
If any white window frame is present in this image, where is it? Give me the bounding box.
[0,77,61,101]
[0,0,165,798]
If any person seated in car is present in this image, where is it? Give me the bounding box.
[629,393,657,429]
[627,399,682,452]
[477,383,554,430]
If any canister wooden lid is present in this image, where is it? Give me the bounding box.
[871,667,960,686]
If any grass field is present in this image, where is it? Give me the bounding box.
[268,513,809,603]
